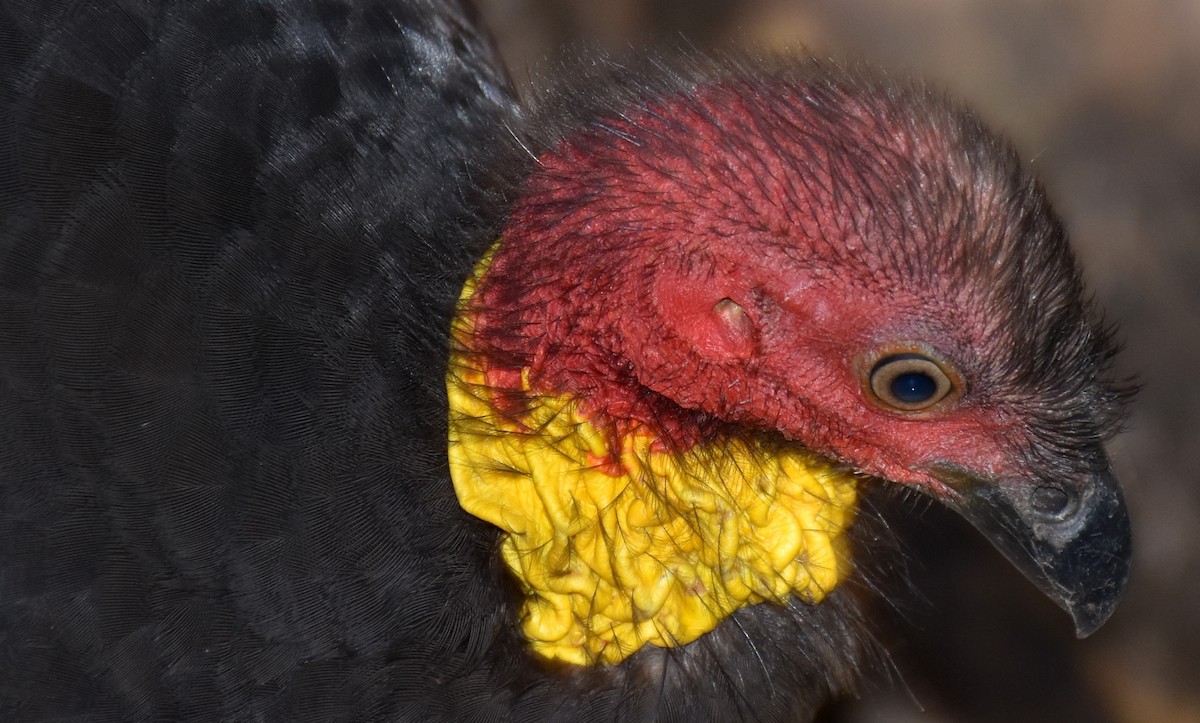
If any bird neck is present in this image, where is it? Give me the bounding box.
[446,244,860,665]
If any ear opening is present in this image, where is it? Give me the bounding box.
[713,297,755,353]
[654,273,757,360]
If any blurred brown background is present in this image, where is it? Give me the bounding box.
[473,1,1200,721]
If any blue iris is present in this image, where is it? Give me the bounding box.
[890,371,938,404]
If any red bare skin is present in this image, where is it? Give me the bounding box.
[472,80,1036,497]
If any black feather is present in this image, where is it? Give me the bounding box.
[1,0,520,719]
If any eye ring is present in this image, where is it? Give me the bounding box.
[864,349,960,414]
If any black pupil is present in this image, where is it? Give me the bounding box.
[890,371,937,403]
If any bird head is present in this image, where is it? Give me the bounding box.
[450,60,1131,664]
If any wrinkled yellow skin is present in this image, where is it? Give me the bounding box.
[447,257,859,666]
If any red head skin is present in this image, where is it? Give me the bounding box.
[471,72,1118,497]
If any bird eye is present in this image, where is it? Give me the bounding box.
[867,353,956,413]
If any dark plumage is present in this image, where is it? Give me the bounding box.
[0,1,1130,721]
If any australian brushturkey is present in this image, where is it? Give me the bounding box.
[0,0,1130,720]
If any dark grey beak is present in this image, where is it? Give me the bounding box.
[929,463,1131,637]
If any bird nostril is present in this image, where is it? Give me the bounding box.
[1030,485,1075,519]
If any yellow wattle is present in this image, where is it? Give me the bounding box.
[446,253,859,666]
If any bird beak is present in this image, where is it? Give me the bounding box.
[928,462,1131,637]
